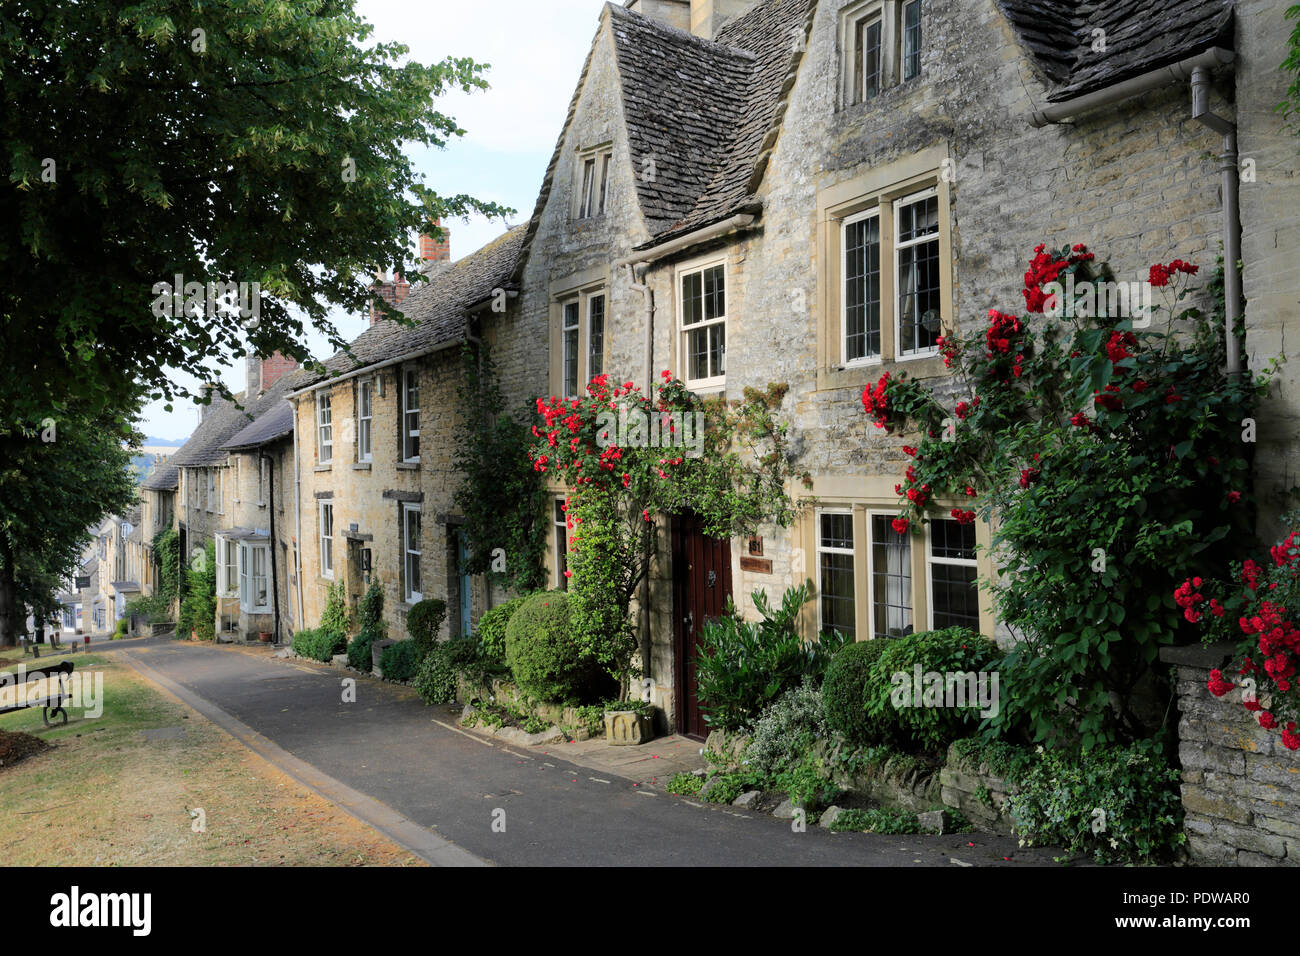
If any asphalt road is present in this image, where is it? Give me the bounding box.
[107,637,1066,867]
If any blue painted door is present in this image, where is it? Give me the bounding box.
[457,531,472,638]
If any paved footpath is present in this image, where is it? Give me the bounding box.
[107,637,1066,867]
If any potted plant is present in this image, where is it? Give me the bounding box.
[604,698,655,745]
[258,631,273,643]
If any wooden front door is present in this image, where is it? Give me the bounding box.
[671,513,733,739]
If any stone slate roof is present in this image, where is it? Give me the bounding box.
[170,374,298,468]
[998,0,1234,101]
[140,460,179,491]
[292,226,527,390]
[512,0,815,268]
[222,399,294,451]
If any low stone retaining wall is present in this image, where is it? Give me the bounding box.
[1163,642,1300,866]
[939,743,1016,835]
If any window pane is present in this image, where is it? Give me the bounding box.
[897,197,941,355]
[406,509,421,552]
[709,322,726,378]
[903,0,922,81]
[598,155,610,214]
[554,500,569,590]
[687,326,709,381]
[588,295,605,378]
[870,515,912,638]
[845,215,881,361]
[859,19,882,100]
[581,158,595,216]
[930,518,976,560]
[702,265,725,321]
[932,563,979,630]
[820,512,853,550]
[819,513,856,638]
[682,272,703,326]
[563,301,580,395]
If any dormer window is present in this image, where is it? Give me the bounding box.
[842,0,923,107]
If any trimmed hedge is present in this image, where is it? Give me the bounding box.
[293,627,346,663]
[823,638,894,745]
[864,628,1001,752]
[407,599,447,658]
[380,638,421,682]
[475,596,526,663]
[504,591,603,703]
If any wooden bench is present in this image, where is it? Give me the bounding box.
[0,660,73,726]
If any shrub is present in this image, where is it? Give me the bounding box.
[823,638,894,746]
[414,637,482,705]
[178,541,217,640]
[1003,741,1185,864]
[357,580,384,631]
[380,639,421,682]
[701,771,757,804]
[293,627,345,663]
[318,581,351,646]
[475,596,526,663]
[774,751,840,811]
[406,598,447,659]
[694,582,849,731]
[666,772,702,795]
[114,617,128,637]
[863,628,1001,752]
[744,680,828,780]
[125,593,171,625]
[347,622,385,671]
[504,590,604,703]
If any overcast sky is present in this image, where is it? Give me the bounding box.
[140,0,610,440]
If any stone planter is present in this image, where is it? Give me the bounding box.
[258,631,273,643]
[371,638,396,677]
[604,709,654,745]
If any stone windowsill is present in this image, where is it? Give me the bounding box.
[353,462,372,471]
[314,464,331,472]
[396,461,420,471]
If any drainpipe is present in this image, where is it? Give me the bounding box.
[1028,46,1241,374]
[625,261,655,701]
[291,397,305,633]
[262,450,281,643]
[1190,66,1243,377]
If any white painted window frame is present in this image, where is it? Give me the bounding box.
[317,391,333,464]
[841,207,884,367]
[319,501,334,579]
[403,502,422,603]
[925,517,979,631]
[815,507,856,637]
[357,376,374,463]
[675,254,728,391]
[894,185,942,361]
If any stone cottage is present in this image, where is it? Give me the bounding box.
[287,227,525,648]
[493,0,1299,736]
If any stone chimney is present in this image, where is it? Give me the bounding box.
[199,382,218,421]
[625,0,691,32]
[246,351,300,394]
[688,0,757,38]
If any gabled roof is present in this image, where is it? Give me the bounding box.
[170,374,298,468]
[222,399,293,451]
[293,226,527,390]
[514,0,816,269]
[141,460,179,491]
[998,0,1233,101]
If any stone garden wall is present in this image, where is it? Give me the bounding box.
[1163,643,1300,866]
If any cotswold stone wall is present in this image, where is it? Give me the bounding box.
[1163,643,1300,866]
